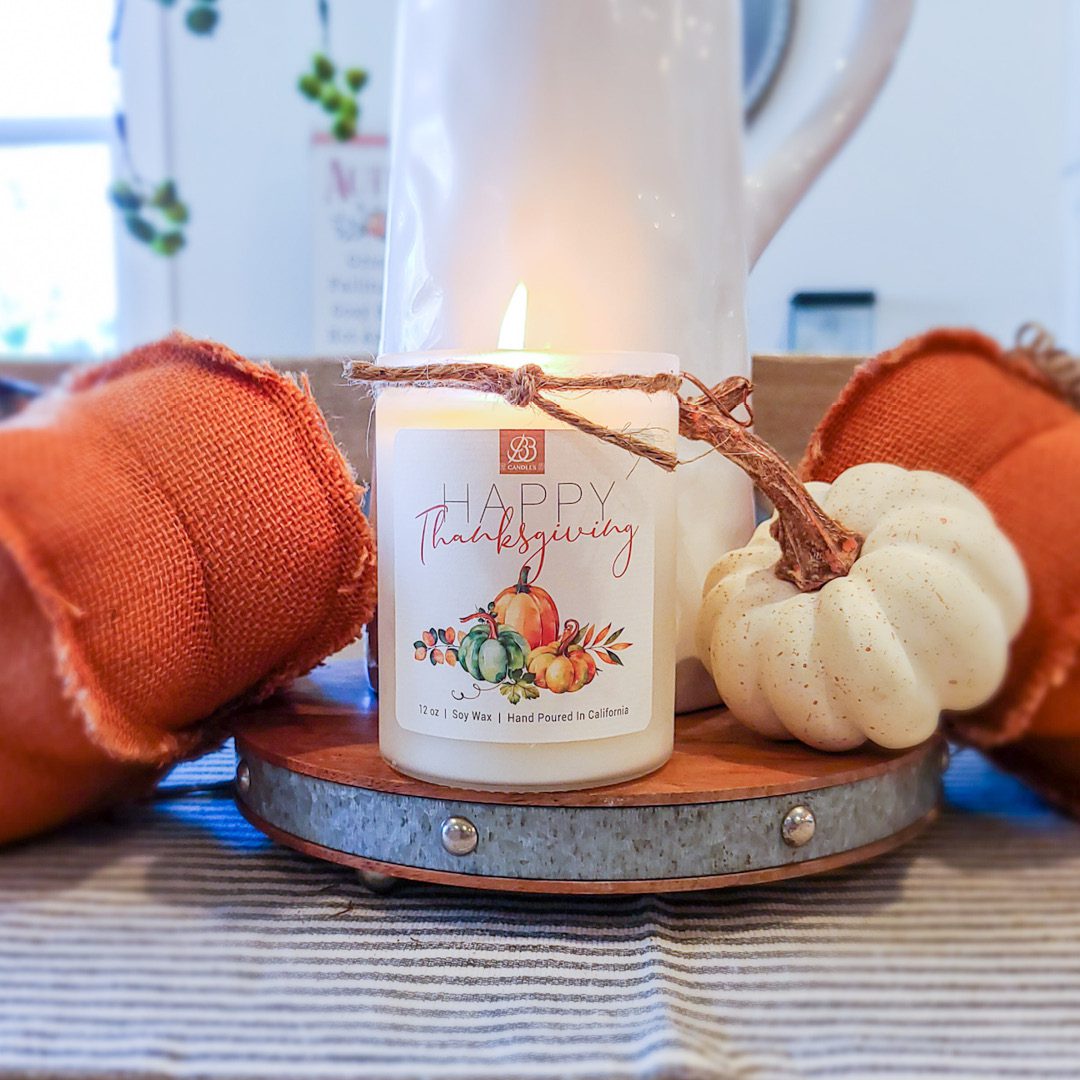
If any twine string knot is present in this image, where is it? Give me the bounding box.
[345,355,685,471]
[505,363,542,408]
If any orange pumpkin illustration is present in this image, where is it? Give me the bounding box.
[528,620,596,694]
[493,565,559,649]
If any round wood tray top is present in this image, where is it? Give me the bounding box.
[233,661,943,893]
[234,661,938,808]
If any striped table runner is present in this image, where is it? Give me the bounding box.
[0,744,1078,1079]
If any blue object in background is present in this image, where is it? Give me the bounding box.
[789,290,876,354]
[0,375,43,419]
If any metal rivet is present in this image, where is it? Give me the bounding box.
[357,869,401,894]
[235,761,250,794]
[781,805,815,848]
[440,815,478,856]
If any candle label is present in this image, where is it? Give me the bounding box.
[393,427,658,743]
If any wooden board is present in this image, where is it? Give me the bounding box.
[751,354,862,466]
[236,663,937,806]
[234,662,944,894]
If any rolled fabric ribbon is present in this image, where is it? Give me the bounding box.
[0,335,376,844]
[802,328,1080,817]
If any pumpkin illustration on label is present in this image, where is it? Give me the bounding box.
[457,610,530,684]
[493,565,560,649]
[528,620,597,694]
[409,593,633,702]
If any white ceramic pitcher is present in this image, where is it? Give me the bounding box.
[380,0,914,711]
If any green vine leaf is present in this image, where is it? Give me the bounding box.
[112,176,189,257]
[108,181,141,212]
[185,4,218,35]
[500,670,539,704]
[298,50,368,142]
[153,0,220,37]
[123,213,155,244]
[152,231,185,256]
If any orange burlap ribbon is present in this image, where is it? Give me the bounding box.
[0,335,376,844]
[802,328,1080,816]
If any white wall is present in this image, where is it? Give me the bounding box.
[118,0,399,356]
[746,0,1072,354]
[119,0,1074,358]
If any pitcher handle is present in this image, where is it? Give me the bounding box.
[745,0,915,267]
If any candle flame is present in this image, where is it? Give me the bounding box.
[498,282,528,351]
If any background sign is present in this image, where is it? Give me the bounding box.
[311,134,388,354]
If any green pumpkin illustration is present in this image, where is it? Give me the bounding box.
[458,610,530,683]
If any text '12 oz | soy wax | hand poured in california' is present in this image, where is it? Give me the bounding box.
[374,286,678,790]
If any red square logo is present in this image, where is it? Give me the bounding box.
[500,429,545,474]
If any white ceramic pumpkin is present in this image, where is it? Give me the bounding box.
[697,462,1029,751]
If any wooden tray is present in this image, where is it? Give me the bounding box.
[234,662,944,894]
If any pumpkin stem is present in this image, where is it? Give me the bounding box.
[678,376,862,592]
[557,619,580,655]
[461,610,498,639]
[515,564,532,594]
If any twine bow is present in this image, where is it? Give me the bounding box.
[346,357,683,471]
[1007,322,1080,409]
[345,354,862,591]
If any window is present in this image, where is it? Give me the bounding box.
[0,0,118,357]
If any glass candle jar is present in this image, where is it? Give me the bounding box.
[374,350,677,790]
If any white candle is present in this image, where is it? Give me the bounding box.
[383,0,758,715]
[375,328,677,790]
